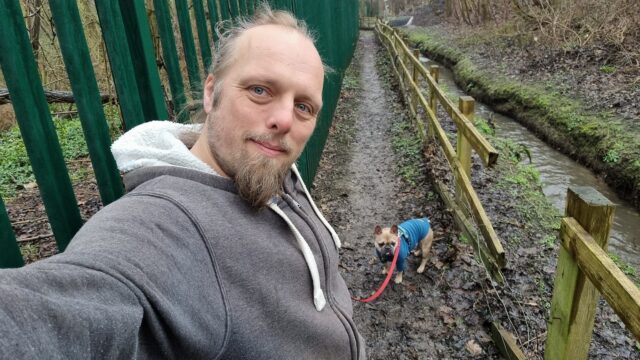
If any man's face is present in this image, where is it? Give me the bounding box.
[197,25,325,207]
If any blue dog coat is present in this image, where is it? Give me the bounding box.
[396,218,431,272]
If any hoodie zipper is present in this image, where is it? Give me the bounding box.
[282,193,362,360]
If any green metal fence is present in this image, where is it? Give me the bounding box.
[0,0,359,267]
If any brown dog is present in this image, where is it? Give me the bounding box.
[374,218,434,284]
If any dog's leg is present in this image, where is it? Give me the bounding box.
[417,228,434,274]
[382,264,388,275]
[394,271,403,284]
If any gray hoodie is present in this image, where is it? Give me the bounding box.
[0,121,365,359]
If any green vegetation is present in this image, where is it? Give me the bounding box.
[610,253,638,280]
[541,235,556,249]
[391,120,423,186]
[599,65,616,74]
[0,104,123,199]
[404,27,640,209]
[474,117,495,136]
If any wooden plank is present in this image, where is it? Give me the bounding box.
[152,0,187,121]
[545,186,616,360]
[456,96,474,207]
[491,322,526,360]
[560,216,640,341]
[0,88,115,105]
[0,196,24,268]
[94,1,146,130]
[49,0,124,206]
[0,1,83,251]
[175,0,203,96]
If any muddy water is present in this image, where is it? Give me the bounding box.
[420,56,640,270]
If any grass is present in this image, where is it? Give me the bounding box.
[0,104,123,199]
[391,120,423,187]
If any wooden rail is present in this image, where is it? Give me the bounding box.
[546,187,640,359]
[374,20,505,276]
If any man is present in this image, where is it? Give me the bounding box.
[0,5,365,359]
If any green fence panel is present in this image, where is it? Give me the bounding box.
[207,0,221,43]
[0,1,83,252]
[229,0,240,17]
[118,0,169,121]
[193,0,213,70]
[49,0,124,206]
[153,0,188,121]
[0,197,24,268]
[94,1,146,130]
[175,0,203,96]
[218,0,231,21]
[240,0,248,15]
[292,0,359,183]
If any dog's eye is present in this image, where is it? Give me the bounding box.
[377,242,384,247]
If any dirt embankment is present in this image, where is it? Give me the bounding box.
[314,30,639,359]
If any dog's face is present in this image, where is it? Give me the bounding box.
[374,224,399,262]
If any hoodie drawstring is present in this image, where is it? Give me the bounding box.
[268,202,326,311]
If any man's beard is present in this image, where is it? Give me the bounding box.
[234,151,290,208]
[207,122,295,208]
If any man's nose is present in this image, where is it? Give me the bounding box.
[265,100,294,133]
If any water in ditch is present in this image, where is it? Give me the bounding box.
[420,56,640,271]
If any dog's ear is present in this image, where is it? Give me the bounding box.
[390,225,398,234]
[374,225,382,235]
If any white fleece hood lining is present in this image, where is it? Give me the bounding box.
[111,121,342,312]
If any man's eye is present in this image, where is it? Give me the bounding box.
[295,103,311,113]
[251,86,266,95]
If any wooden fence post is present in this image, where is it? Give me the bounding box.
[456,96,474,206]
[545,187,615,360]
[428,65,439,136]
[412,48,425,139]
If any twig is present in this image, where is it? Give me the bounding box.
[11,217,47,225]
[18,232,53,242]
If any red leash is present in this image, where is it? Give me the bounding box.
[351,238,400,303]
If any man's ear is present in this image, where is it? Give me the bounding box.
[202,74,216,114]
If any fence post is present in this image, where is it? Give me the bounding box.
[545,186,615,360]
[428,65,439,136]
[456,96,474,205]
[175,0,203,96]
[0,197,23,268]
[412,48,424,139]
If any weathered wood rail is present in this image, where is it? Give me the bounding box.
[374,20,505,282]
[546,186,640,359]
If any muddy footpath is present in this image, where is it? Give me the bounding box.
[312,31,639,359]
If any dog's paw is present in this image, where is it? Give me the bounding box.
[417,266,426,274]
[394,273,403,284]
[381,268,388,275]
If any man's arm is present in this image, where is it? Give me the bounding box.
[0,193,227,359]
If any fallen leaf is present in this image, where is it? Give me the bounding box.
[465,339,482,356]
